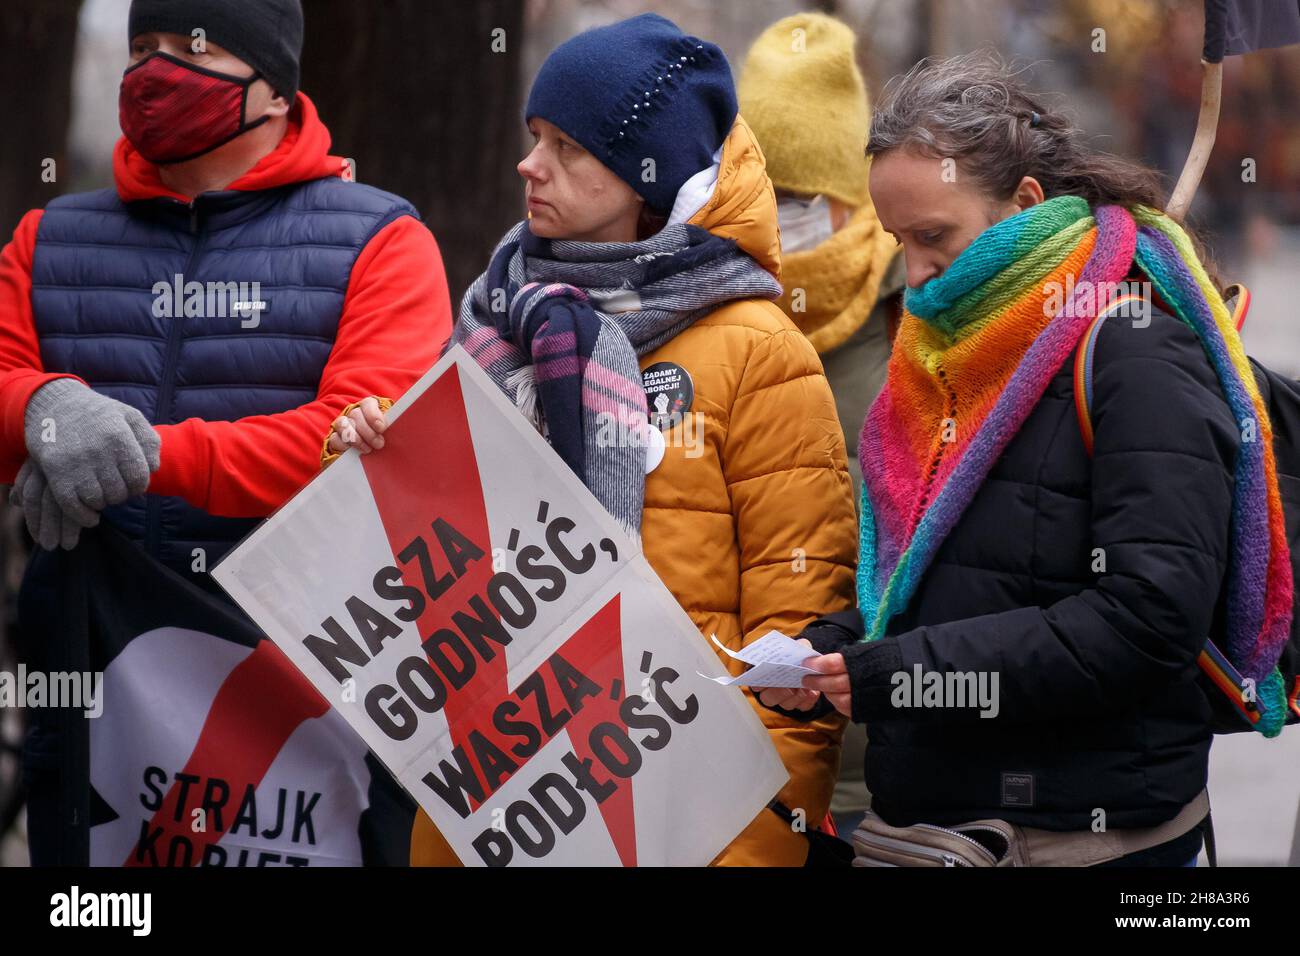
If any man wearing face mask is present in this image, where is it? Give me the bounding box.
[738,13,902,839]
[0,0,450,581]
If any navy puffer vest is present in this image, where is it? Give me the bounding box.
[29,176,417,577]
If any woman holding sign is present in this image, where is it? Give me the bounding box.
[759,53,1294,866]
[325,14,858,866]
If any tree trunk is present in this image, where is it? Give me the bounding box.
[0,0,84,237]
[300,0,526,304]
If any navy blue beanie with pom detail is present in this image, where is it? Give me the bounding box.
[524,13,738,214]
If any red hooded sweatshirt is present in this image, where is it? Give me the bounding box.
[0,93,451,517]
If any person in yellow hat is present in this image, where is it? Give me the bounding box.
[739,11,902,838]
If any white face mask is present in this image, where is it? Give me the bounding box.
[777,194,836,254]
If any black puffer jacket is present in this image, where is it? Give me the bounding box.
[796,306,1236,832]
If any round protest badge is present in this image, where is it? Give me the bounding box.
[642,361,694,432]
[644,424,666,474]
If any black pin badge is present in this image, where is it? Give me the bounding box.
[642,361,694,431]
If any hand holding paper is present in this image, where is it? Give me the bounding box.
[700,631,819,688]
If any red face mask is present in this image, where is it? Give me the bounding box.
[119,52,269,165]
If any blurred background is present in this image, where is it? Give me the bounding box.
[1,0,1298,866]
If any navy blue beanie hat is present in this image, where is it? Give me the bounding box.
[525,13,738,214]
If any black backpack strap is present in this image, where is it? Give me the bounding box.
[1198,808,1217,868]
[767,799,854,867]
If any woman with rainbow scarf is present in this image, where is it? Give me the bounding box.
[758,52,1293,867]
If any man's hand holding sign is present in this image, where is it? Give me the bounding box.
[212,347,787,867]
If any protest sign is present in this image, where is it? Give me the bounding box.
[22,528,413,867]
[212,347,787,866]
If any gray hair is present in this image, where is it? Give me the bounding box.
[867,51,1164,210]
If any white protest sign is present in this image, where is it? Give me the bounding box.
[212,346,787,866]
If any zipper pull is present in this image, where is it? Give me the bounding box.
[941,852,959,867]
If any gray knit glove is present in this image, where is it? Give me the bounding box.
[9,459,88,550]
[22,379,160,526]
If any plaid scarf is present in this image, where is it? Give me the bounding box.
[454,220,780,534]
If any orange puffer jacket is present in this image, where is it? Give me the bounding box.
[350,117,858,866]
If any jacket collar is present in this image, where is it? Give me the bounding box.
[113,92,348,210]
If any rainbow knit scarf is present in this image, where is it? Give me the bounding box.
[857,195,1294,734]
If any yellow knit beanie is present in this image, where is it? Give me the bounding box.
[738,13,871,209]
